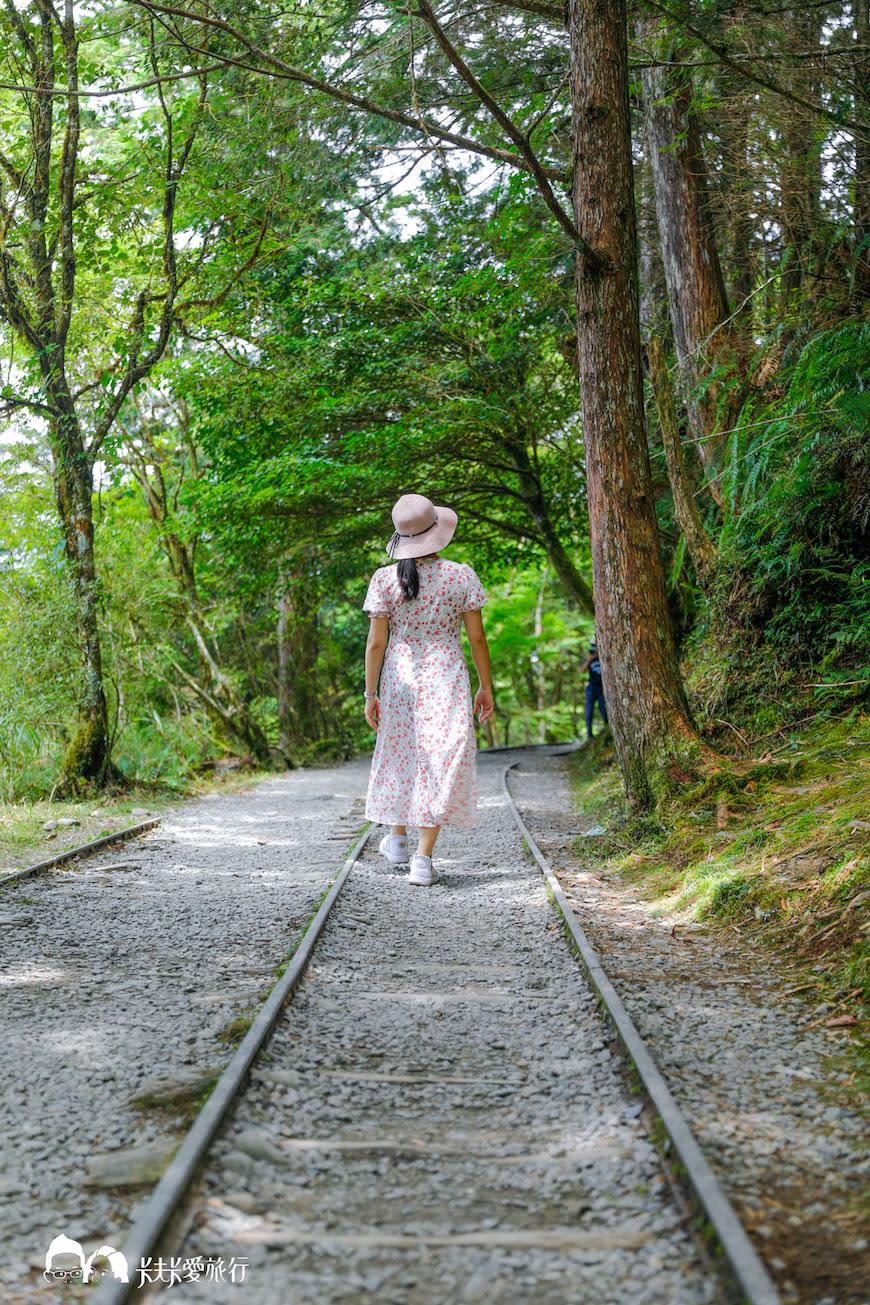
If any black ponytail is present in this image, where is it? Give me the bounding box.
[397,557,419,601]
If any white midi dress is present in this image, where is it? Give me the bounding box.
[363,558,487,829]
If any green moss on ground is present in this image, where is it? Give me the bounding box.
[568,713,870,1038]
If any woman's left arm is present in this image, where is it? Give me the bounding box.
[463,609,494,723]
[364,616,389,730]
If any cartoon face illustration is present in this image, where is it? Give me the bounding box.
[44,1234,129,1283]
[44,1235,85,1281]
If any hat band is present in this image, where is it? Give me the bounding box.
[387,514,438,558]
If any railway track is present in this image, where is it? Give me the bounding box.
[54,747,782,1305]
[0,818,161,889]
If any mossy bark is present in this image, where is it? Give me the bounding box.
[646,333,717,581]
[853,0,870,301]
[53,404,112,788]
[640,20,744,497]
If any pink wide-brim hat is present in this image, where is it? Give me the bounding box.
[386,493,458,559]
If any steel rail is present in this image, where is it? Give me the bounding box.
[501,761,783,1305]
[92,821,373,1305]
[0,819,161,889]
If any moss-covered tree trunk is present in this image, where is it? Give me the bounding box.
[646,333,717,581]
[52,402,111,785]
[568,0,713,807]
[640,26,742,500]
[0,3,209,789]
[855,0,870,301]
[779,9,824,309]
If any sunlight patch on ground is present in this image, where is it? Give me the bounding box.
[0,963,68,989]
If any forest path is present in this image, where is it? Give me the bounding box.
[139,750,719,1305]
[0,759,371,1300]
[6,751,866,1304]
[513,755,870,1305]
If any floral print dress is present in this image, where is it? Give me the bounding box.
[363,558,487,829]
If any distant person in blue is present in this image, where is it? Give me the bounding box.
[580,638,608,741]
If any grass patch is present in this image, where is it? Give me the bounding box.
[566,713,870,1031]
[216,1007,259,1044]
[0,764,280,876]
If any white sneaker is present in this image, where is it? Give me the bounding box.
[408,854,439,887]
[379,833,408,865]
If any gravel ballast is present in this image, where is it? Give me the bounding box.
[159,752,720,1305]
[510,753,870,1305]
[0,762,370,1303]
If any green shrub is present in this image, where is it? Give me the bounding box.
[717,321,870,676]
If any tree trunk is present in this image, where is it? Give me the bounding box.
[122,430,278,766]
[166,533,275,763]
[568,0,712,808]
[276,579,295,758]
[636,151,669,339]
[532,564,548,735]
[183,612,275,764]
[646,335,717,580]
[275,558,323,753]
[504,433,595,613]
[51,403,111,786]
[780,10,823,310]
[855,0,870,301]
[717,63,754,337]
[641,27,742,499]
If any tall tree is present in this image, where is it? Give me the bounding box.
[646,334,716,582]
[640,22,743,499]
[0,1,208,784]
[855,0,870,300]
[569,0,712,804]
[114,393,277,764]
[778,9,824,309]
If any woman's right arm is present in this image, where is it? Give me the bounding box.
[364,616,389,730]
[463,609,494,723]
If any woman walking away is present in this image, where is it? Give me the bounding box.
[363,494,494,887]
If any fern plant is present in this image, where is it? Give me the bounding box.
[716,320,870,677]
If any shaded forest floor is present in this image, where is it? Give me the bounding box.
[566,711,870,1073]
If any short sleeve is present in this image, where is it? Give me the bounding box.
[462,564,487,612]
[362,569,390,618]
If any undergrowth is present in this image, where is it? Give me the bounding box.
[567,714,870,1034]
[718,321,869,677]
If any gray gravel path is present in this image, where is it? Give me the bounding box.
[511,755,870,1305]
[155,753,719,1305]
[0,761,370,1303]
